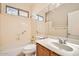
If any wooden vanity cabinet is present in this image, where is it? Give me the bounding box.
[36,43,50,56]
[36,43,60,56]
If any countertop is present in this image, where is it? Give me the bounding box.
[36,38,79,56]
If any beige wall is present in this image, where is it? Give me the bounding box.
[0,3,1,48]
[27,3,79,40]
[0,3,49,50]
[31,4,48,39]
[0,3,1,49]
[1,3,79,51]
[31,16,47,41]
[47,3,79,38]
[0,3,32,50]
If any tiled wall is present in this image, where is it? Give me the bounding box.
[0,3,32,50]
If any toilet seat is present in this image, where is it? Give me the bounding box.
[23,44,36,50]
[22,44,36,56]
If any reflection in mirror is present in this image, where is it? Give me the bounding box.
[68,10,79,39]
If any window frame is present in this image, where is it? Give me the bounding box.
[37,15,44,22]
[6,5,29,18]
[6,5,19,16]
[18,9,29,18]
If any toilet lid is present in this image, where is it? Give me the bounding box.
[23,44,36,50]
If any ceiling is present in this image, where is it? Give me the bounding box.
[3,3,63,14]
[30,3,63,13]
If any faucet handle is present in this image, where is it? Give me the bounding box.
[58,37,67,44]
[63,38,67,44]
[58,38,63,44]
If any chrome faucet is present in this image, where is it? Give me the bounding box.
[58,38,62,44]
[58,37,67,44]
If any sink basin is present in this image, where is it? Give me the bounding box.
[51,42,73,51]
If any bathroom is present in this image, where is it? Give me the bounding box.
[0,3,79,56]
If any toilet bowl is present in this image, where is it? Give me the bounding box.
[22,36,44,56]
[22,44,36,56]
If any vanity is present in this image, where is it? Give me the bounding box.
[36,43,60,56]
[36,37,79,56]
[35,9,79,56]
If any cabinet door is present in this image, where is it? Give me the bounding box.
[36,43,50,56]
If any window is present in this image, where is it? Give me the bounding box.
[6,5,29,18]
[6,6,18,16]
[38,15,44,21]
[19,10,29,17]
[34,15,44,21]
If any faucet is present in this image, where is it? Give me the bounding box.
[58,37,67,44]
[58,38,63,44]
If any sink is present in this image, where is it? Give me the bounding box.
[51,42,73,51]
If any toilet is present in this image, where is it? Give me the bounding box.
[22,36,45,56]
[22,44,36,56]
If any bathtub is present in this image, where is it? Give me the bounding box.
[0,46,24,56]
[0,43,36,56]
